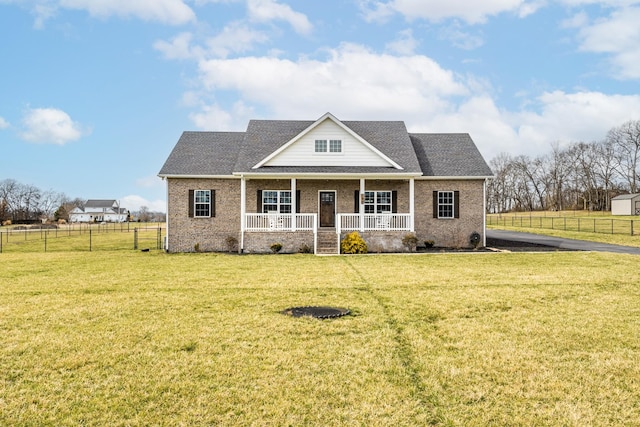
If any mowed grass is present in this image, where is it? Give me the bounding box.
[1,251,639,426]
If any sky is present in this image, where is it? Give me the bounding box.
[1,0,640,213]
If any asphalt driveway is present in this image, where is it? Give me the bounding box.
[486,229,640,255]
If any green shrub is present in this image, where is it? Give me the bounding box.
[401,233,418,252]
[270,242,283,254]
[341,231,368,254]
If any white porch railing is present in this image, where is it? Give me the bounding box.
[337,213,412,233]
[245,213,316,231]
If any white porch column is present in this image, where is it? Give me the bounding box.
[409,178,415,232]
[240,176,246,253]
[360,178,365,232]
[483,179,487,247]
[291,178,297,231]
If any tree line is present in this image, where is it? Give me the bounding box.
[487,120,640,213]
[0,179,165,223]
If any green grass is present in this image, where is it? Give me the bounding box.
[1,250,639,425]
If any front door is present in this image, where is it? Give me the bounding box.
[319,191,336,227]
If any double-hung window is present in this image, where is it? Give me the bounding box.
[262,190,292,213]
[437,191,454,219]
[364,191,392,214]
[194,190,211,217]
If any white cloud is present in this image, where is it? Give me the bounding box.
[0,116,9,129]
[136,175,165,189]
[120,195,166,213]
[360,0,539,24]
[154,32,204,60]
[186,42,640,161]
[205,21,269,58]
[439,22,485,50]
[247,0,313,35]
[189,101,255,130]
[196,43,468,120]
[4,0,196,27]
[19,107,89,145]
[575,7,640,79]
[385,29,419,55]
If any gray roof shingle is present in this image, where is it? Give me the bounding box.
[410,133,493,177]
[159,131,245,176]
[159,119,493,178]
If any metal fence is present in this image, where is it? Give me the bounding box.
[488,215,638,236]
[0,224,164,253]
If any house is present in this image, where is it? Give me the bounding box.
[69,200,128,223]
[611,193,640,216]
[158,113,493,254]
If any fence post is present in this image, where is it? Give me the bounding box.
[578,218,581,232]
[134,228,138,250]
[0,232,2,253]
[632,220,634,236]
[89,229,92,252]
[44,230,47,252]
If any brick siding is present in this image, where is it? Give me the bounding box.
[167,177,486,253]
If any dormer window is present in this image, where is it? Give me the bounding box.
[315,139,342,153]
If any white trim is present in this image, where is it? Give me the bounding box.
[483,179,487,247]
[291,178,297,232]
[416,175,494,180]
[359,179,365,232]
[235,172,422,180]
[252,113,404,170]
[409,178,415,232]
[240,176,246,253]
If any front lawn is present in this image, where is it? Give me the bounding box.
[1,251,638,425]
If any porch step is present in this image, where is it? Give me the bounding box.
[317,231,339,255]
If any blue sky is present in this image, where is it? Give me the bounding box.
[1,0,640,212]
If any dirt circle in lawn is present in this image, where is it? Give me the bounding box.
[282,306,350,319]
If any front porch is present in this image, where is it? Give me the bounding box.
[243,212,412,254]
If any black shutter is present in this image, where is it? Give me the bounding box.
[354,190,359,213]
[257,190,262,213]
[433,191,438,219]
[211,190,216,217]
[392,190,398,213]
[454,190,460,219]
[296,190,301,213]
[189,190,194,218]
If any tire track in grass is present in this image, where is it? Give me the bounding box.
[341,257,445,425]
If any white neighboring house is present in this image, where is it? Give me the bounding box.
[69,200,128,223]
[611,193,640,216]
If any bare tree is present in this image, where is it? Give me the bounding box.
[608,120,640,193]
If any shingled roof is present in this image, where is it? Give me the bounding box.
[159,116,493,178]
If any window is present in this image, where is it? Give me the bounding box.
[437,191,454,218]
[194,190,211,217]
[189,189,215,218]
[262,190,292,213]
[364,191,392,213]
[315,139,342,153]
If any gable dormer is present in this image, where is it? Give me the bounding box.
[252,113,402,169]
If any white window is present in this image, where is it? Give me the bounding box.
[263,190,292,213]
[315,139,342,153]
[438,191,454,218]
[315,140,327,153]
[364,191,392,214]
[194,190,211,217]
